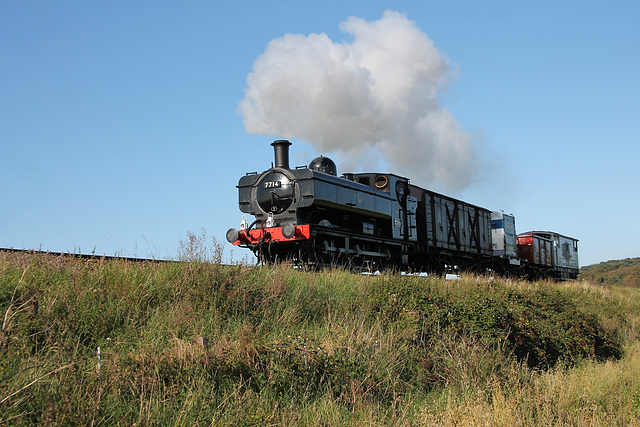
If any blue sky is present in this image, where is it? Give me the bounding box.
[2,1,638,266]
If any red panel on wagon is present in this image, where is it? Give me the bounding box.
[516,233,553,267]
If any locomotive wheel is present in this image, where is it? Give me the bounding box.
[312,238,337,269]
[348,244,363,272]
[377,248,393,272]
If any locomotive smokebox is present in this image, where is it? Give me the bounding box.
[271,139,292,169]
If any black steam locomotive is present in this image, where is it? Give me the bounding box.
[226,140,579,279]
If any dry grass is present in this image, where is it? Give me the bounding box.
[417,341,640,426]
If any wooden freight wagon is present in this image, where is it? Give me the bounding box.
[517,231,579,280]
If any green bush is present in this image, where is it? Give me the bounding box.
[368,276,622,368]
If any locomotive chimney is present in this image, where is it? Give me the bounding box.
[271,139,292,169]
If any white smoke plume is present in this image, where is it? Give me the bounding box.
[239,10,478,190]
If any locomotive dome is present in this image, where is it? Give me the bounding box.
[309,156,337,176]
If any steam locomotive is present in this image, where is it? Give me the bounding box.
[226,140,579,280]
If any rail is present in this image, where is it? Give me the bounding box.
[0,248,173,263]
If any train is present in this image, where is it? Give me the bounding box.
[226,140,579,280]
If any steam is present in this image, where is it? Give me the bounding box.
[239,10,477,190]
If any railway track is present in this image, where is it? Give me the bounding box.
[0,248,173,263]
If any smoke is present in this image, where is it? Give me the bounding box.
[239,10,478,190]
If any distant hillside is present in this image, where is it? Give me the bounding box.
[579,257,640,287]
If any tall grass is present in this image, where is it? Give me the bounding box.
[1,250,639,425]
[418,341,640,425]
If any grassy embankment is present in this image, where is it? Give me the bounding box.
[579,257,640,288]
[1,247,640,425]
